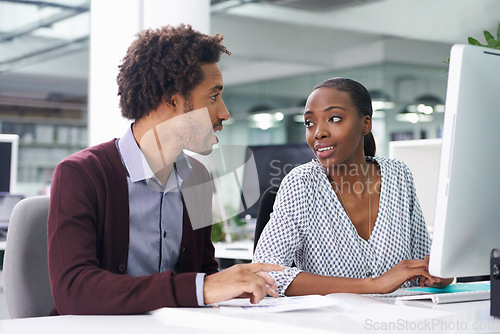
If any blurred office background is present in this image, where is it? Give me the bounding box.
[0,0,497,319]
[0,0,498,196]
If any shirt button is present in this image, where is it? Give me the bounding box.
[118,263,127,273]
[163,231,167,238]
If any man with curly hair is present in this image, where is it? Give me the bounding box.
[48,24,282,315]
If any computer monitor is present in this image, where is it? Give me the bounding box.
[429,44,500,278]
[238,143,315,219]
[0,192,25,230]
[0,134,19,193]
[389,139,442,234]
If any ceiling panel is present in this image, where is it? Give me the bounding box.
[0,0,498,101]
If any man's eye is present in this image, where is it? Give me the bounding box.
[210,94,219,101]
[304,120,313,128]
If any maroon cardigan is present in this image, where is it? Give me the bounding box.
[47,139,219,315]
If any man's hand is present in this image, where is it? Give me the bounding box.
[203,263,284,305]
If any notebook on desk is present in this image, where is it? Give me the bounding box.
[368,283,490,304]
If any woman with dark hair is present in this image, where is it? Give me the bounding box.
[253,77,452,296]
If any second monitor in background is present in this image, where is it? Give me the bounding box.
[389,138,442,234]
[239,143,315,220]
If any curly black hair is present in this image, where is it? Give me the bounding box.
[117,24,230,120]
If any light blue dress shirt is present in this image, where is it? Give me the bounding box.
[116,125,206,305]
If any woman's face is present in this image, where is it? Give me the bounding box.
[304,87,370,169]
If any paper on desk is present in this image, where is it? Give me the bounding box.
[218,293,452,323]
[216,295,337,314]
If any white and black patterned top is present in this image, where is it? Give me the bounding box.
[253,157,431,296]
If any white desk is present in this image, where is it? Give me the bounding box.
[1,297,499,334]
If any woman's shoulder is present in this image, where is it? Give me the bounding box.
[372,156,411,173]
[278,159,323,188]
[286,159,323,178]
[372,156,416,188]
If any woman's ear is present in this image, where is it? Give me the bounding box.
[362,115,372,136]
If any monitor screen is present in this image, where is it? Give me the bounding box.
[0,134,19,193]
[0,193,25,229]
[239,143,315,219]
[429,44,500,278]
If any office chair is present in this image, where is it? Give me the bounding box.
[253,185,279,252]
[3,196,54,318]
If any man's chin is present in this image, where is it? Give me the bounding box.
[197,146,214,156]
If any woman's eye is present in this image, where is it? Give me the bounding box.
[329,116,342,123]
[304,120,313,128]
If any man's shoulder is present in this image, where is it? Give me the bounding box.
[62,139,119,165]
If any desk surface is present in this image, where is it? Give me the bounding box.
[1,297,499,334]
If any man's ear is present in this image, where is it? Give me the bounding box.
[163,95,176,108]
[362,115,372,135]
[168,93,188,116]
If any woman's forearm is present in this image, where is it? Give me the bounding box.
[285,258,440,296]
[285,272,377,296]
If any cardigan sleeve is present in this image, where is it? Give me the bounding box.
[48,149,202,315]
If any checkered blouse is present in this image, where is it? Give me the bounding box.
[253,157,431,296]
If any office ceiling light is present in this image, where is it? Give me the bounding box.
[405,94,444,115]
[396,112,418,124]
[247,104,286,129]
[372,110,385,119]
[434,104,446,113]
[369,90,395,111]
[265,0,382,12]
[396,111,434,123]
[252,113,274,130]
[293,114,304,123]
[369,90,393,119]
[397,94,442,123]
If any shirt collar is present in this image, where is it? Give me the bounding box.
[117,124,192,191]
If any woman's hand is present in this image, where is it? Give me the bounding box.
[371,257,436,294]
[419,256,454,288]
[421,276,454,288]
